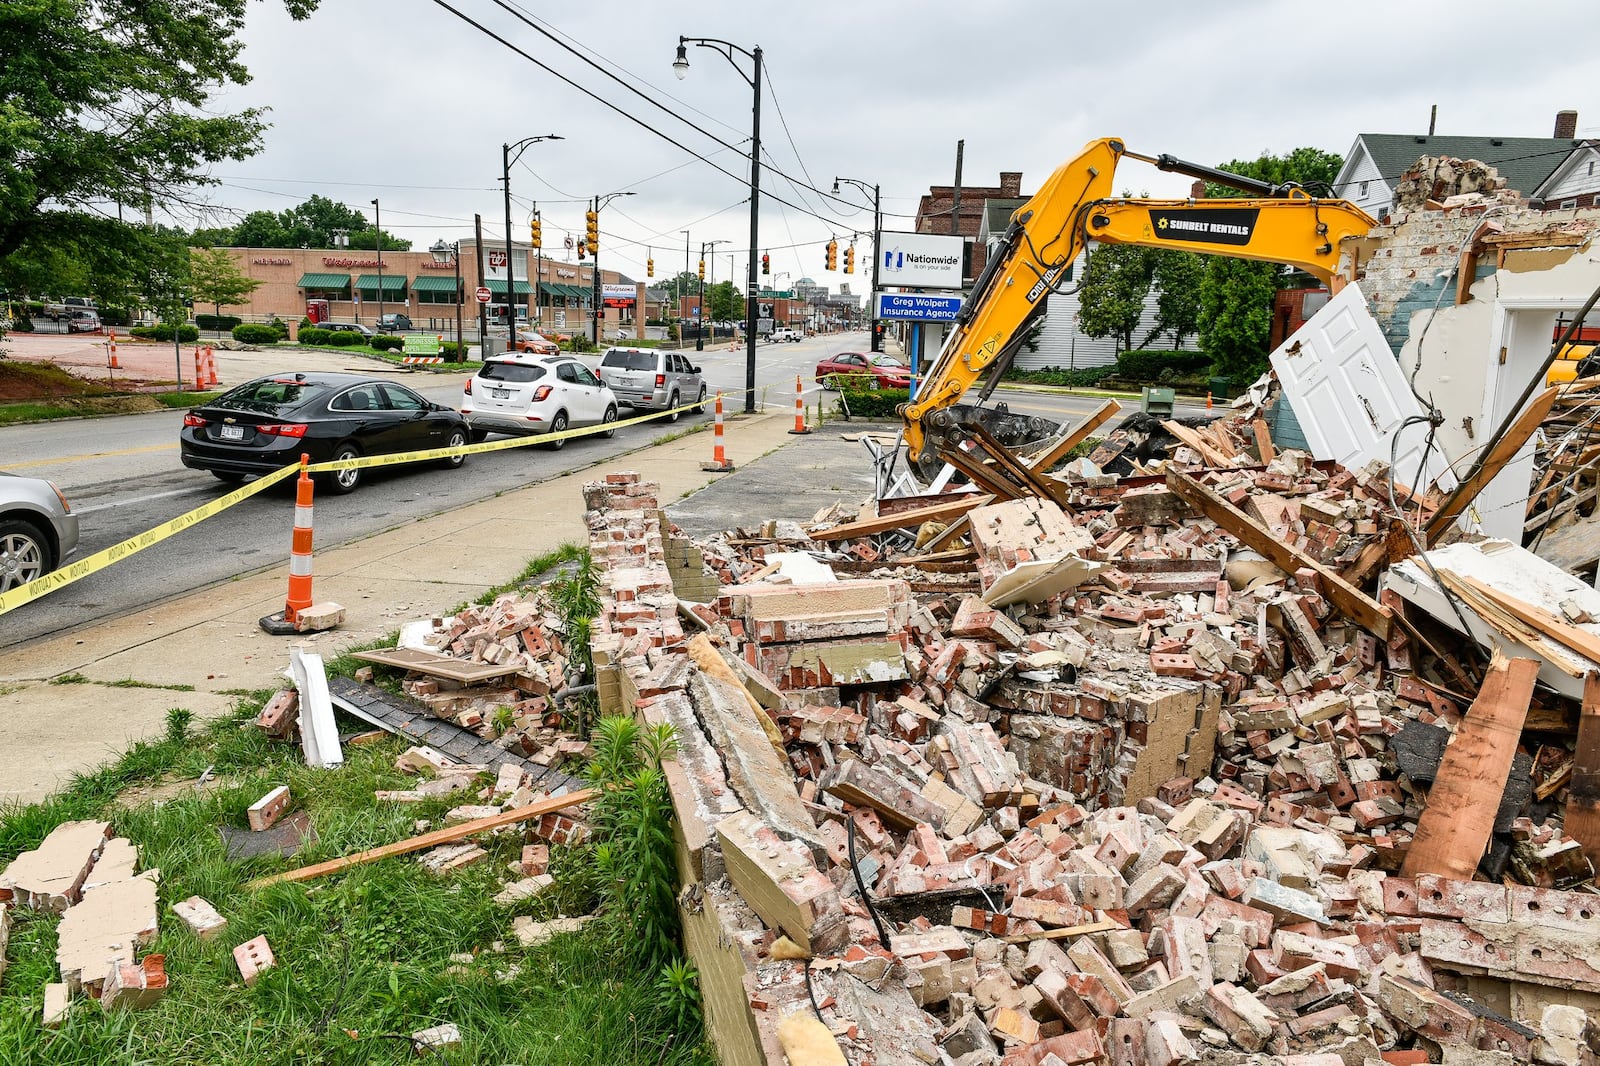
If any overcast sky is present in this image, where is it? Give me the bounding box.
[189,0,1597,288]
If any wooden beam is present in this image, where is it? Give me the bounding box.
[1001,919,1121,945]
[1164,470,1392,639]
[1425,387,1560,545]
[1024,399,1121,473]
[1566,672,1600,869]
[810,494,994,541]
[966,423,1074,508]
[1251,419,1276,463]
[246,789,596,889]
[1401,653,1539,880]
[1457,574,1600,664]
[1161,420,1231,467]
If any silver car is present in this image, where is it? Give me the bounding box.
[0,472,80,592]
[597,348,706,422]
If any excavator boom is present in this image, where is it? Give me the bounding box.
[900,137,1376,464]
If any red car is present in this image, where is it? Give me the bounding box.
[814,352,911,390]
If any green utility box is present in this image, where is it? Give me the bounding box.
[1141,386,1175,417]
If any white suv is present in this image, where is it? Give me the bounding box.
[769,327,801,343]
[461,354,618,447]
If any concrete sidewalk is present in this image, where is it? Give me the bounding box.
[0,409,804,804]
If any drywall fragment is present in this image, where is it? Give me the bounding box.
[0,820,112,913]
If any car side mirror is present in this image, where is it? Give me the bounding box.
[692,366,701,374]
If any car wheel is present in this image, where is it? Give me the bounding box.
[0,519,53,592]
[438,426,468,468]
[665,391,681,423]
[325,444,362,494]
[544,410,569,450]
[601,405,618,439]
[693,384,707,414]
[210,470,246,484]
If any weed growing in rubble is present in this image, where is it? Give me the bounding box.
[549,550,602,682]
[582,717,684,974]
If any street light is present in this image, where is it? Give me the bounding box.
[833,176,882,351]
[589,190,635,344]
[698,239,728,351]
[674,35,763,413]
[371,198,382,326]
[430,239,465,363]
[502,135,562,335]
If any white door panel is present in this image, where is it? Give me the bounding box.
[1270,285,1455,493]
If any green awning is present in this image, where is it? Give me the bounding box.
[409,275,460,293]
[356,274,407,292]
[486,279,532,296]
[297,272,350,289]
[554,283,588,300]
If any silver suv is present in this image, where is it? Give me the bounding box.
[597,348,707,422]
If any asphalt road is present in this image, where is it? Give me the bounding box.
[0,332,1206,649]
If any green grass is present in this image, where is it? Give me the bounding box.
[0,389,222,425]
[0,685,710,1065]
[106,678,199,693]
[155,390,223,409]
[469,543,586,608]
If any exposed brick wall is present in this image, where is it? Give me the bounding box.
[915,173,1033,281]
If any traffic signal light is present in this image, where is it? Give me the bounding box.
[697,258,705,281]
[761,252,770,275]
[647,257,655,278]
[825,239,838,271]
[844,243,856,274]
[584,209,599,256]
[529,217,542,249]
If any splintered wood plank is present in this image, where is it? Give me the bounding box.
[810,494,993,541]
[1402,653,1539,880]
[1251,419,1276,463]
[1567,672,1600,869]
[246,789,595,888]
[1160,420,1231,467]
[1164,470,1391,640]
[1425,386,1559,545]
[1025,399,1121,472]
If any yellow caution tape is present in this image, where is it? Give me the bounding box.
[0,389,737,615]
[0,464,300,615]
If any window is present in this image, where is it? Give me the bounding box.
[381,384,427,410]
[574,364,602,388]
[479,362,546,383]
[330,384,388,412]
[1562,199,1579,210]
[416,288,459,305]
[556,362,579,384]
[1358,181,1370,197]
[304,287,347,302]
[601,349,655,370]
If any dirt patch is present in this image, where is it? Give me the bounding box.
[115,772,233,810]
[0,361,115,401]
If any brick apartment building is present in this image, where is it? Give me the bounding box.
[218,242,636,336]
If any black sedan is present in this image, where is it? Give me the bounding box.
[180,372,469,493]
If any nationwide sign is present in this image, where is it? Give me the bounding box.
[1146,207,1260,247]
[874,292,963,322]
[877,231,964,289]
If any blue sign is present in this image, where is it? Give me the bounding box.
[874,292,962,322]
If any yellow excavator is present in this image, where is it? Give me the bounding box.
[900,137,1378,468]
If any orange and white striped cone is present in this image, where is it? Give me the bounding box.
[700,392,735,472]
[788,374,812,435]
[206,345,219,387]
[193,346,205,390]
[1207,391,1213,410]
[107,331,120,370]
[259,455,323,635]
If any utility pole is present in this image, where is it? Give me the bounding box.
[681,229,690,346]
[372,198,384,326]
[474,214,487,355]
[949,140,964,237]
[590,195,600,345]
[533,202,542,332]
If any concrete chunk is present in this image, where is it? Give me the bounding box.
[0,820,112,913]
[55,873,160,994]
[717,810,845,954]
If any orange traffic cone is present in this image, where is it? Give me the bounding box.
[260,455,319,635]
[700,393,735,472]
[789,375,812,435]
[108,331,120,370]
[206,345,219,387]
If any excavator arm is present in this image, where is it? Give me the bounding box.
[900,137,1377,464]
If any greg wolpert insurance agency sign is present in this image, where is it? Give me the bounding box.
[877,231,963,289]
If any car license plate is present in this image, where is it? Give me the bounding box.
[491,388,511,399]
[219,426,244,441]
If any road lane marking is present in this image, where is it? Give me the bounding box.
[76,487,207,516]
[0,442,178,471]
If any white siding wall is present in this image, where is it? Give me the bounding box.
[1333,144,1394,219]
[1544,150,1600,200]
[1013,248,1167,371]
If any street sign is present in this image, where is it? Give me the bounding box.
[877,232,965,289]
[874,292,963,322]
[475,286,492,305]
[554,310,567,328]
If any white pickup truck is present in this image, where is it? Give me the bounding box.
[769,327,801,343]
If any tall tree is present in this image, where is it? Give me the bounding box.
[1076,244,1154,352]
[1195,147,1345,380]
[0,0,319,260]
[708,281,742,322]
[1146,250,1206,349]
[189,247,262,317]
